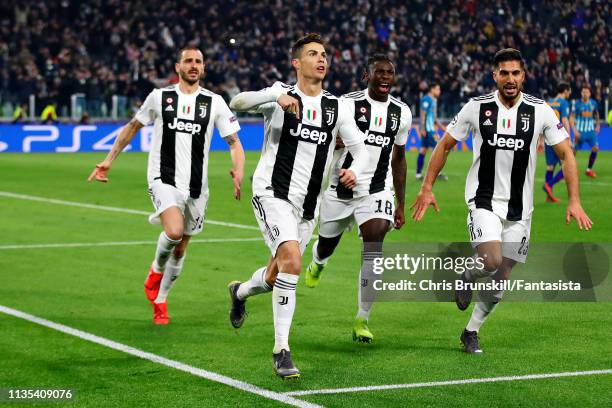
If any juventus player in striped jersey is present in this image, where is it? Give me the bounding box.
[304,54,411,343]
[88,47,245,325]
[227,33,369,379]
[411,49,592,354]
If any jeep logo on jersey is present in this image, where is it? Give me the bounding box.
[364,130,391,148]
[487,133,525,151]
[289,123,328,145]
[167,117,202,135]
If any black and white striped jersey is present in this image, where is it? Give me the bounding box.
[135,84,240,198]
[250,82,366,220]
[447,91,568,221]
[330,90,412,198]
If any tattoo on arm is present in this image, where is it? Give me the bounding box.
[225,134,239,146]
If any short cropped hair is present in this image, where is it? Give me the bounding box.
[493,48,524,69]
[291,33,325,59]
[557,82,571,94]
[177,46,203,63]
[365,53,393,74]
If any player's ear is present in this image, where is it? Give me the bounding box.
[175,63,180,74]
[291,58,300,71]
[362,69,370,83]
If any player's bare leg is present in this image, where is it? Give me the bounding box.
[353,218,390,343]
[305,234,342,288]
[145,206,184,324]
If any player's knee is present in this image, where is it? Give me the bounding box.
[165,227,184,242]
[361,221,390,243]
[278,254,301,275]
[482,254,503,272]
[364,227,388,242]
[316,236,340,258]
[593,146,599,152]
[285,257,302,275]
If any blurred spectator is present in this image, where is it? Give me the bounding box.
[40,102,57,123]
[0,0,609,120]
[12,103,27,123]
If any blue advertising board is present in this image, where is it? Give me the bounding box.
[0,123,609,153]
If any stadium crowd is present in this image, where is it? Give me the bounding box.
[0,0,609,119]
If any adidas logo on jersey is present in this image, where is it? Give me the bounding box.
[487,133,525,151]
[358,115,368,122]
[289,123,328,145]
[165,105,174,111]
[364,130,391,148]
[483,118,493,126]
[167,117,202,135]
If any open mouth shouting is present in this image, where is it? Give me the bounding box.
[377,82,391,94]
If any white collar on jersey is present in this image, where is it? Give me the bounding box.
[175,84,202,96]
[364,88,391,106]
[494,90,523,111]
[293,84,323,99]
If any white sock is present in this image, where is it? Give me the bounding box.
[466,289,504,332]
[465,265,497,282]
[236,267,272,300]
[154,253,185,303]
[152,232,181,273]
[356,248,381,320]
[312,240,331,266]
[357,268,373,321]
[272,272,299,354]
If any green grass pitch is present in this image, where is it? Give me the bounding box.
[0,149,610,407]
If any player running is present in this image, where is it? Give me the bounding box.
[411,49,592,354]
[543,82,574,202]
[303,54,411,343]
[227,33,369,379]
[89,47,245,325]
[416,83,447,180]
[572,86,601,178]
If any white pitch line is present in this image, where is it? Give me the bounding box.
[0,191,259,231]
[284,369,612,396]
[0,304,322,408]
[442,173,612,187]
[0,237,262,250]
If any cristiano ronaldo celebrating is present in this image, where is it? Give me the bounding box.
[227,33,369,378]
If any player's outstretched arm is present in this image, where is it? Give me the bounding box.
[552,139,593,230]
[225,133,245,200]
[391,144,407,229]
[88,118,143,182]
[229,83,300,118]
[410,133,457,221]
